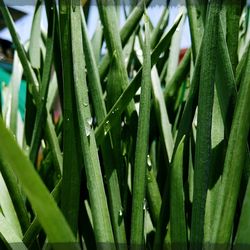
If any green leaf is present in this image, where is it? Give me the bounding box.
[211,31,250,248]
[81,11,127,246]
[234,178,250,246]
[0,173,22,238]
[0,214,27,250]
[70,4,115,246]
[130,13,151,247]
[59,0,81,235]
[28,0,42,69]
[190,1,220,248]
[0,117,78,246]
[170,136,187,250]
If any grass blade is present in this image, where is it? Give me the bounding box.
[0,214,27,250]
[0,117,78,246]
[130,13,151,248]
[70,4,115,246]
[81,11,128,246]
[0,162,30,235]
[0,173,22,238]
[9,53,23,137]
[59,0,81,235]
[190,1,220,248]
[234,178,250,247]
[28,0,42,70]
[170,137,187,250]
[29,1,55,164]
[211,32,250,248]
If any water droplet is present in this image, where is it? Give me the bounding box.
[147,155,152,170]
[87,117,93,126]
[143,198,147,211]
[83,102,88,107]
[159,52,164,58]
[41,140,46,149]
[122,143,127,156]
[121,121,125,127]
[119,209,123,217]
[85,126,91,137]
[147,175,152,183]
[104,120,110,135]
[85,117,93,137]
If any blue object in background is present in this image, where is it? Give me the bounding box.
[0,67,26,120]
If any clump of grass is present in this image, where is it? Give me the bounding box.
[0,0,250,249]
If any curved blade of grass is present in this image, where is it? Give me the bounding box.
[0,173,22,238]
[211,35,250,248]
[29,0,55,164]
[22,179,62,248]
[28,0,42,69]
[0,214,27,250]
[130,13,151,247]
[0,118,78,246]
[190,2,220,248]
[9,53,23,137]
[0,157,30,235]
[70,4,115,246]
[95,13,183,145]
[170,136,187,250]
